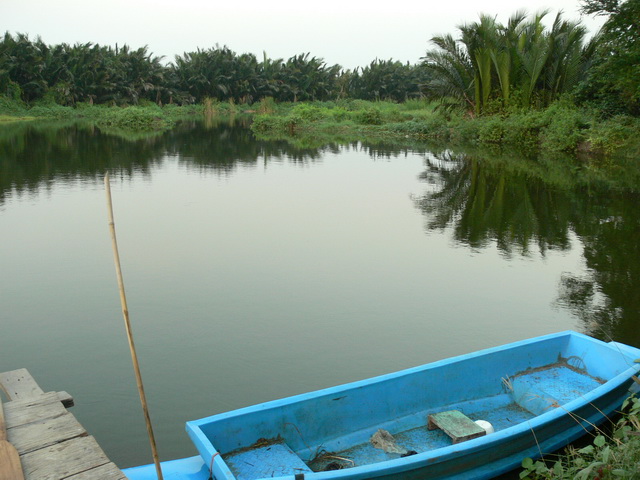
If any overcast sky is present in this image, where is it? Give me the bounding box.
[2,0,605,70]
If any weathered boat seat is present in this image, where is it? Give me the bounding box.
[427,410,486,444]
[223,442,312,480]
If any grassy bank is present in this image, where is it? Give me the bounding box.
[249,99,640,161]
[1,95,639,161]
[0,96,206,130]
[520,393,640,479]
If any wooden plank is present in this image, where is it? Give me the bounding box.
[0,370,44,401]
[57,391,74,408]
[7,412,87,455]
[428,410,486,444]
[0,370,74,408]
[20,436,111,480]
[3,393,67,429]
[66,463,128,480]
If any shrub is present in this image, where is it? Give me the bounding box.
[290,103,326,121]
[96,106,174,130]
[0,95,28,115]
[357,108,383,125]
[448,115,482,144]
[257,97,276,114]
[540,104,589,153]
[330,107,350,122]
[502,111,546,151]
[587,115,640,156]
[249,114,284,133]
[478,117,506,144]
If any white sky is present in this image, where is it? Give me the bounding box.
[2,0,605,70]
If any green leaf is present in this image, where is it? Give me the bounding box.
[522,457,534,469]
[601,445,611,464]
[612,469,627,476]
[578,445,595,455]
[576,462,603,480]
[553,460,564,476]
[575,466,593,480]
[594,435,606,447]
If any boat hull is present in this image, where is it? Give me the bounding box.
[125,331,640,480]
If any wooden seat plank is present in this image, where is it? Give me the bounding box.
[428,410,486,444]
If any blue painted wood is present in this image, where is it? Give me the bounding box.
[123,331,640,480]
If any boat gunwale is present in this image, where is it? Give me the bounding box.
[186,331,640,480]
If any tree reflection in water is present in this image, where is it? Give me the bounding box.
[414,150,640,347]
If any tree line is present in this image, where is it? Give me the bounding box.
[0,34,429,106]
[1,0,637,116]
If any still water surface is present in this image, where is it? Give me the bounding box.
[1,119,638,468]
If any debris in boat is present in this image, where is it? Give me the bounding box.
[308,450,354,472]
[401,450,418,457]
[370,428,408,455]
[224,436,284,457]
[502,376,514,392]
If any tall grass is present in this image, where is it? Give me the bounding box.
[520,393,640,479]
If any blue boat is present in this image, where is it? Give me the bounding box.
[124,331,640,480]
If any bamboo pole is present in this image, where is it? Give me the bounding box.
[104,173,164,480]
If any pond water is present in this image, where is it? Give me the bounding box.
[1,118,639,470]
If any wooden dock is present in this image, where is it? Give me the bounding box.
[1,369,127,480]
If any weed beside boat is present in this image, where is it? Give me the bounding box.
[520,393,640,479]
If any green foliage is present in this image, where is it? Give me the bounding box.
[501,110,546,150]
[330,107,350,122]
[257,96,276,114]
[422,11,594,114]
[27,103,76,118]
[250,113,287,134]
[540,102,590,153]
[356,108,383,125]
[586,115,640,156]
[578,0,640,116]
[290,103,327,121]
[246,98,637,160]
[386,116,451,138]
[478,117,507,144]
[95,106,174,130]
[347,59,430,102]
[520,394,640,479]
[0,94,27,114]
[0,33,166,105]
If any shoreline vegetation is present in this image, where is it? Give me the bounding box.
[1,96,639,163]
[1,0,638,161]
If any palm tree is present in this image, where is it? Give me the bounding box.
[422,34,476,111]
[422,10,594,113]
